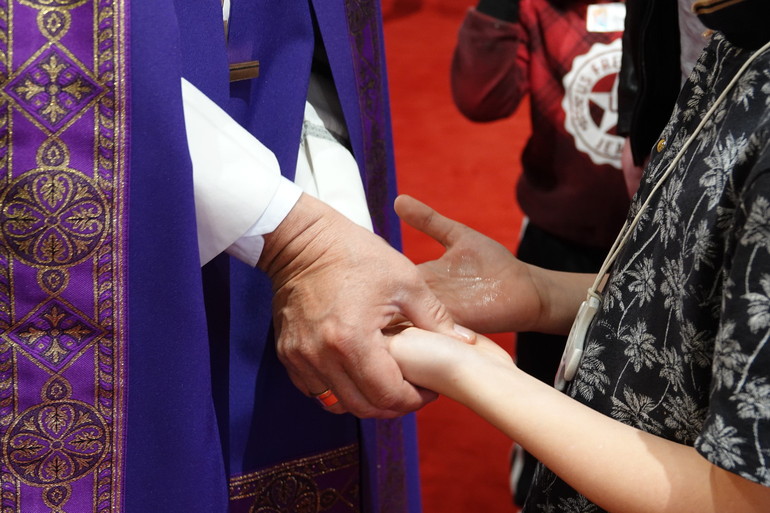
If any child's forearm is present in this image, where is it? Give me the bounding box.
[523,266,596,335]
[454,363,770,513]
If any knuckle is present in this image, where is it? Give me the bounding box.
[368,389,405,412]
[423,295,450,321]
[352,407,379,419]
[317,323,358,356]
[275,335,307,368]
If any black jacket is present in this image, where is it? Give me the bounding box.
[618,0,770,166]
[616,0,681,166]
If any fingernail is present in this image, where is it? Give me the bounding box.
[453,324,476,342]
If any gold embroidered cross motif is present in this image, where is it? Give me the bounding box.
[7,300,104,370]
[5,48,102,131]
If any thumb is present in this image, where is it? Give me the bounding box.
[399,286,476,344]
[394,195,464,249]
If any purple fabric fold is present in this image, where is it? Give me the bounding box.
[2,1,422,511]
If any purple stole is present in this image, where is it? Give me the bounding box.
[0,0,420,512]
[217,1,421,512]
[0,0,130,511]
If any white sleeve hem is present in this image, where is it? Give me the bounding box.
[226,179,302,267]
[181,77,286,266]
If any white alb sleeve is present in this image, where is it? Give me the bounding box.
[181,78,302,267]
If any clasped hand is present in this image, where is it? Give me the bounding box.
[259,194,472,418]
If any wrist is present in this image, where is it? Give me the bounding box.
[451,352,522,413]
[531,267,594,335]
[257,194,333,283]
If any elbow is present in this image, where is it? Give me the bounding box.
[453,94,488,121]
[450,65,521,121]
[451,85,516,122]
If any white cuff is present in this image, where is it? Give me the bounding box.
[182,78,286,266]
[226,179,302,267]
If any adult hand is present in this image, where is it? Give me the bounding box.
[258,193,472,418]
[394,195,590,335]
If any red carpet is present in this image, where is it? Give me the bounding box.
[382,2,530,512]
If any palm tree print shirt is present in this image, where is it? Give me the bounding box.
[525,31,770,513]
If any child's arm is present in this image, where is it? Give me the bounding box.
[389,328,770,513]
[395,194,593,335]
[450,0,530,121]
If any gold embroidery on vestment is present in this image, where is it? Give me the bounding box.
[230,444,361,513]
[0,0,128,509]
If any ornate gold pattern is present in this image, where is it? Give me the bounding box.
[0,0,127,510]
[0,168,109,267]
[4,44,104,134]
[18,0,87,9]
[230,444,361,513]
[7,298,104,370]
[2,376,108,486]
[38,8,71,41]
[0,2,11,182]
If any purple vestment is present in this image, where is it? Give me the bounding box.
[0,0,421,512]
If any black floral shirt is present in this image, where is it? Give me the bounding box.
[525,32,770,512]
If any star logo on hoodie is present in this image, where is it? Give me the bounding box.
[562,39,623,169]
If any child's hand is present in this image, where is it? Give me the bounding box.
[387,326,514,399]
[394,194,542,334]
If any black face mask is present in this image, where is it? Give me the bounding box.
[547,0,587,11]
[694,0,770,49]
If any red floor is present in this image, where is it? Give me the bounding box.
[383,2,530,512]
